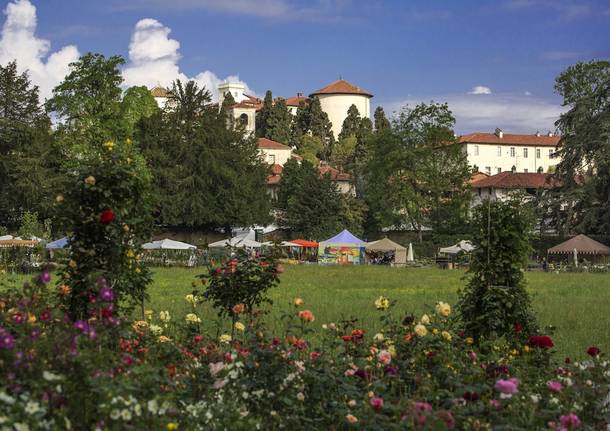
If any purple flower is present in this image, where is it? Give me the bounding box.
[39,271,51,284]
[384,365,399,376]
[559,413,581,430]
[98,287,114,302]
[40,309,51,322]
[30,328,41,340]
[547,380,563,393]
[494,377,519,396]
[74,320,89,332]
[87,328,97,340]
[354,368,368,380]
[0,333,15,349]
[414,401,432,412]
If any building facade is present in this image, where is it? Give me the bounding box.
[458,129,560,175]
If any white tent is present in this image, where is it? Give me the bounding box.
[209,231,263,249]
[142,238,197,250]
[439,240,475,255]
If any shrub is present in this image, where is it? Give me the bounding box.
[458,197,538,340]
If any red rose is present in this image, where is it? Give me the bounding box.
[100,209,114,224]
[529,335,554,349]
[513,323,523,333]
[587,346,601,357]
[193,335,203,344]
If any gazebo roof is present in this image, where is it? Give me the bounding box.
[366,237,406,252]
[547,234,610,255]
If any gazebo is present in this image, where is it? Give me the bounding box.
[548,234,610,264]
[365,238,407,265]
[318,230,366,265]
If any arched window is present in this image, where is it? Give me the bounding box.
[511,165,516,173]
[239,113,248,126]
[537,166,543,173]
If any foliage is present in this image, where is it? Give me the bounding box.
[291,100,311,147]
[120,86,159,137]
[374,106,391,131]
[275,159,345,239]
[0,61,58,229]
[17,211,50,240]
[338,104,362,141]
[331,135,357,169]
[364,103,471,238]
[552,60,610,234]
[56,138,153,318]
[255,90,273,138]
[137,80,271,230]
[296,135,324,165]
[307,96,335,158]
[265,98,293,144]
[458,197,538,340]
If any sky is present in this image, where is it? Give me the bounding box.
[0,0,608,134]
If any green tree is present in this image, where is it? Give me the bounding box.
[266,98,293,144]
[291,100,311,148]
[364,102,471,239]
[138,80,271,231]
[308,96,335,158]
[374,106,390,131]
[276,159,344,239]
[552,60,610,234]
[120,86,159,136]
[255,90,273,138]
[17,211,50,240]
[331,135,357,169]
[296,135,324,165]
[0,61,58,228]
[458,197,538,340]
[338,104,362,141]
[47,53,126,156]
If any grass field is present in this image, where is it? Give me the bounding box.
[145,265,610,360]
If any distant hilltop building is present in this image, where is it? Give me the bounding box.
[150,78,373,140]
[458,128,561,175]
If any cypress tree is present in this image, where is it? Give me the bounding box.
[374,106,390,131]
[255,90,273,137]
[338,104,361,141]
[266,98,293,144]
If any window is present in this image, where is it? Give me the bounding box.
[536,148,541,159]
[485,166,491,175]
[523,148,528,158]
[497,167,501,174]
[239,113,248,126]
[537,166,543,173]
[474,145,479,156]
[510,147,515,157]
[549,149,554,157]
[524,168,528,173]
[511,165,516,173]
[497,146,502,156]
[269,154,275,164]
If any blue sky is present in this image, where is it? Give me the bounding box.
[2,0,609,133]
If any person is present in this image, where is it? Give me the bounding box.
[542,257,548,272]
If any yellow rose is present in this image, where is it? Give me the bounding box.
[158,336,171,343]
[523,345,531,353]
[68,260,77,269]
[435,301,451,317]
[293,297,304,306]
[465,337,474,345]
[374,296,390,311]
[432,328,439,335]
[84,176,96,186]
[166,422,178,430]
[441,331,452,342]
[102,141,114,152]
[346,414,358,424]
[219,334,232,344]
[55,194,64,203]
[185,313,201,324]
[185,294,197,305]
[234,322,245,332]
[159,310,170,322]
[414,324,428,337]
[420,314,430,325]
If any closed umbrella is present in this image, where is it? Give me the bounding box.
[407,243,414,262]
[573,248,578,267]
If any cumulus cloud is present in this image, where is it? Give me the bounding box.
[468,85,492,95]
[0,0,79,100]
[383,93,564,134]
[122,18,253,101]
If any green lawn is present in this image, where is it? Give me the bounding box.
[146,265,610,360]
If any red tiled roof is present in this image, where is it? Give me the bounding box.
[310,79,373,98]
[319,164,352,181]
[468,172,489,185]
[458,132,560,147]
[470,172,560,189]
[257,138,292,150]
[270,164,283,175]
[285,95,309,106]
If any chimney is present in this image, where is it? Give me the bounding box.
[495,128,503,139]
[547,131,553,137]
[297,92,303,97]
[535,131,541,137]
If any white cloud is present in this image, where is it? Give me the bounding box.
[0,0,79,101]
[122,18,253,101]
[524,91,532,96]
[383,93,564,134]
[468,85,492,95]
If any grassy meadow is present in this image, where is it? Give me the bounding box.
[146,265,610,360]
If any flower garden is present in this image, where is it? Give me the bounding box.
[0,141,609,430]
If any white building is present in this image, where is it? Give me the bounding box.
[458,129,560,175]
[150,85,170,109]
[309,79,373,139]
[218,82,261,135]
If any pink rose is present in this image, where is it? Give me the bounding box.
[370,397,384,411]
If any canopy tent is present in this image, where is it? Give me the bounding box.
[142,239,197,250]
[548,234,610,258]
[365,237,407,265]
[291,239,319,248]
[209,231,263,249]
[439,240,475,255]
[318,229,366,265]
[46,237,69,250]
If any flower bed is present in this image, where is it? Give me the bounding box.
[0,269,608,430]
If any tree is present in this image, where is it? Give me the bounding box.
[363,102,471,239]
[275,159,344,239]
[255,90,273,138]
[308,96,335,158]
[331,136,357,169]
[266,98,293,144]
[120,86,159,136]
[296,135,324,165]
[0,61,58,228]
[338,104,362,141]
[138,80,271,231]
[291,100,311,148]
[47,53,126,154]
[374,106,390,131]
[552,60,610,234]
[458,197,538,340]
